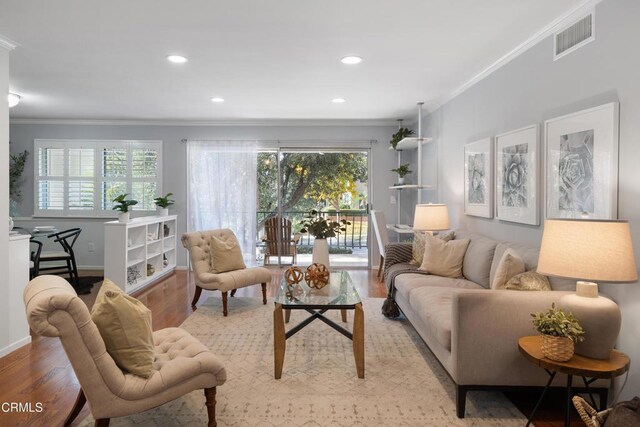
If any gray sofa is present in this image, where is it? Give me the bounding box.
[384,229,610,418]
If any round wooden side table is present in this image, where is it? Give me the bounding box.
[518,335,630,427]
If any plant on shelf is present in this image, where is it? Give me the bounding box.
[390,127,414,150]
[154,192,174,216]
[391,163,412,185]
[531,303,585,362]
[154,192,174,208]
[112,194,138,222]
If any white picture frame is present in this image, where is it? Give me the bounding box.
[464,137,493,218]
[544,102,619,219]
[495,125,539,225]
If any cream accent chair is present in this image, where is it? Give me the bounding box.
[181,228,272,316]
[23,275,227,427]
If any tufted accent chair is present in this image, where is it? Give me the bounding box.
[181,228,272,316]
[23,275,226,427]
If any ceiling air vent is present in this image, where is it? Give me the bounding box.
[554,12,594,60]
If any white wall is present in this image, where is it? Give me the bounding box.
[1,40,12,354]
[9,123,399,268]
[419,0,640,399]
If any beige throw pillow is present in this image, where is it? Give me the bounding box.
[210,234,246,273]
[91,279,155,378]
[411,231,455,265]
[492,248,526,289]
[505,270,551,291]
[419,233,470,278]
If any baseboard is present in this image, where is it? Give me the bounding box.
[0,336,32,358]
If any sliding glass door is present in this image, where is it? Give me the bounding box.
[257,149,369,268]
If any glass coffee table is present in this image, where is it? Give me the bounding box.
[273,270,365,379]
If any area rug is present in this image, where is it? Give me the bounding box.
[81,297,525,426]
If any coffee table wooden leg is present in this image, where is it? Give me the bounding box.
[285,308,291,323]
[274,304,286,379]
[341,309,347,323]
[353,303,365,378]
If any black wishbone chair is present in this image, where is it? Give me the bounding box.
[36,228,82,289]
[29,239,43,280]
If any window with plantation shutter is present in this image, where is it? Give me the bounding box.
[34,140,162,217]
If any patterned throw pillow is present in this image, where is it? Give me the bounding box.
[411,231,455,265]
[505,270,551,291]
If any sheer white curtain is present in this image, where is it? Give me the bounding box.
[187,140,258,262]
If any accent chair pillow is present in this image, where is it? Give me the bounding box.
[210,234,247,273]
[505,270,552,291]
[419,233,470,278]
[411,231,455,265]
[492,248,526,289]
[91,278,155,378]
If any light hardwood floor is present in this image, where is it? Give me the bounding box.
[0,269,574,426]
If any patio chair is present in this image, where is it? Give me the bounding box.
[261,216,301,265]
[370,210,389,281]
[23,275,226,427]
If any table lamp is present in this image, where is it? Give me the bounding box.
[537,219,637,359]
[413,204,449,233]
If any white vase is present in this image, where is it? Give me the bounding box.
[158,208,169,217]
[312,238,330,269]
[9,217,14,232]
[118,212,130,223]
[398,176,405,185]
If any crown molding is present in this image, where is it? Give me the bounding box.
[0,34,18,51]
[420,0,603,120]
[9,117,398,127]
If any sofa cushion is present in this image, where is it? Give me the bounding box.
[409,287,456,351]
[492,248,526,290]
[395,273,483,300]
[490,242,575,291]
[419,234,470,278]
[455,230,498,288]
[411,231,455,265]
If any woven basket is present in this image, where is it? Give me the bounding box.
[541,334,574,362]
[572,396,612,427]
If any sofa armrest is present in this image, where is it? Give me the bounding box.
[383,243,413,275]
[451,290,574,386]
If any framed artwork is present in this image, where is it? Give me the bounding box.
[495,125,539,225]
[464,138,493,218]
[544,102,619,219]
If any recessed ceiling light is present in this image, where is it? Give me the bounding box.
[166,55,188,64]
[7,93,20,108]
[332,98,346,103]
[341,56,362,65]
[210,97,225,103]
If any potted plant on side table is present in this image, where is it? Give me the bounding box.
[112,194,138,223]
[154,192,174,216]
[299,210,350,269]
[531,303,585,362]
[391,163,412,185]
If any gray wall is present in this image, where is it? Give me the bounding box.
[9,123,399,268]
[419,0,640,399]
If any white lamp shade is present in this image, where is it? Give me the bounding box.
[413,204,449,231]
[537,219,638,282]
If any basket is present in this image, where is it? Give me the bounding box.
[541,334,574,362]
[572,396,612,427]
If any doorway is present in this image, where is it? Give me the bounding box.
[257,149,369,268]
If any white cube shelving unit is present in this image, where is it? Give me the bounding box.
[104,215,178,294]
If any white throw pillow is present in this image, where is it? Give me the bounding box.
[492,248,526,289]
[419,233,470,278]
